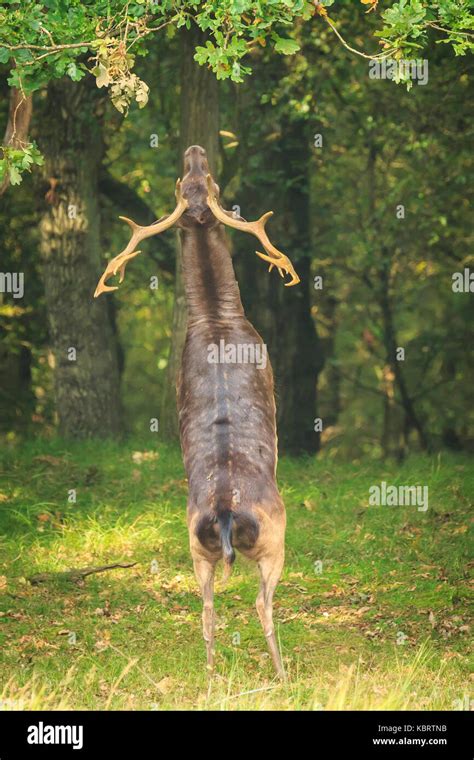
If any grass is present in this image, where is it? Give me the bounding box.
[0,439,472,710]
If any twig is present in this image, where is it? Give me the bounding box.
[325,17,396,61]
[2,42,91,52]
[38,25,55,46]
[212,685,278,706]
[427,23,474,39]
[337,368,403,407]
[105,657,139,711]
[107,643,165,691]
[28,562,137,585]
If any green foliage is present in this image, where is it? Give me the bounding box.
[376,0,474,58]
[0,142,43,187]
[0,0,472,182]
[0,0,314,96]
[192,0,311,77]
[273,36,301,55]
[1,0,472,100]
[0,1,315,178]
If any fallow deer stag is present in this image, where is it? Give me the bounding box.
[95,145,299,679]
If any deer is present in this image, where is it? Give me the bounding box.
[94,145,299,679]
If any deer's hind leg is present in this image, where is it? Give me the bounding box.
[255,527,286,680]
[192,556,218,673]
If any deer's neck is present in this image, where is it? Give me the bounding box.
[180,225,245,322]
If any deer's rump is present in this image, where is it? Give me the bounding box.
[195,508,260,563]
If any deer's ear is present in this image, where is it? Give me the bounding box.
[205,174,220,200]
[209,183,221,204]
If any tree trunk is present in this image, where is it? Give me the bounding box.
[379,264,429,452]
[236,121,323,455]
[318,294,341,429]
[38,78,122,438]
[1,87,33,195]
[160,25,219,438]
[0,342,34,431]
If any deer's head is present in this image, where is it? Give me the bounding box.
[94,145,299,297]
[179,145,219,227]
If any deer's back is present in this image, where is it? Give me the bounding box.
[177,317,280,515]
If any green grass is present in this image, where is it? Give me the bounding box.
[0,440,472,710]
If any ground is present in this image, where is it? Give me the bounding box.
[0,440,472,710]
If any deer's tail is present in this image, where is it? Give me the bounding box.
[217,510,235,582]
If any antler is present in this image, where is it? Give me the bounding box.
[94,179,188,297]
[205,174,300,287]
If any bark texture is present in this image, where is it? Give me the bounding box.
[38,79,122,438]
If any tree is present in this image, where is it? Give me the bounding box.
[38,78,123,438]
[160,24,219,439]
